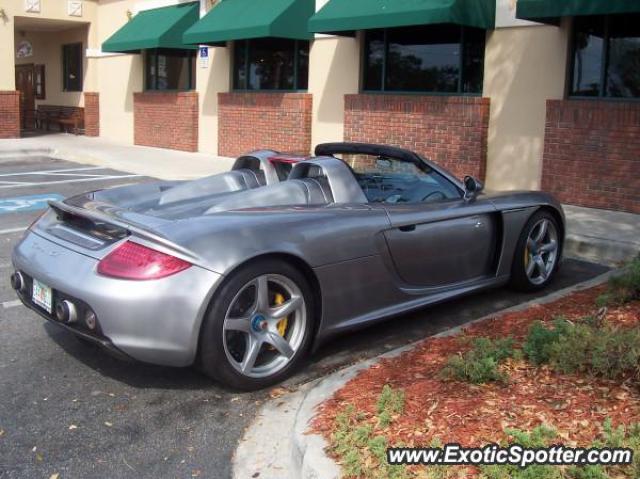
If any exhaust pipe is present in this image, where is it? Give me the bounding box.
[10,272,25,292]
[55,300,78,323]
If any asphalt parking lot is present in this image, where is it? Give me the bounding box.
[0,154,609,479]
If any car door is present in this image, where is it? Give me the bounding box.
[382,197,499,289]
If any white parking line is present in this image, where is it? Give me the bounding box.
[1,300,21,310]
[0,174,142,190]
[0,166,108,177]
[0,180,35,185]
[30,172,113,178]
[0,226,27,235]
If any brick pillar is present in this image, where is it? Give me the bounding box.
[0,91,20,139]
[134,91,199,152]
[218,92,313,157]
[84,92,100,137]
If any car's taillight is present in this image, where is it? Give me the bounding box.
[97,241,191,280]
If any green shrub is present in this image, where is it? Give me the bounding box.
[523,318,640,382]
[441,337,517,384]
[523,319,573,365]
[548,323,640,380]
[597,255,640,306]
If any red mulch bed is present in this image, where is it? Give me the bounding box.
[312,286,640,460]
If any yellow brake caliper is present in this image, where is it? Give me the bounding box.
[274,293,289,337]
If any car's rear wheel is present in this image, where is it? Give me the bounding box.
[199,259,314,391]
[510,211,562,292]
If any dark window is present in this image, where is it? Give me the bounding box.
[363,25,486,94]
[35,64,45,100]
[62,43,83,92]
[233,38,309,91]
[145,49,195,91]
[339,153,462,204]
[570,14,640,98]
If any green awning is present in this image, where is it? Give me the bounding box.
[308,0,495,34]
[517,0,640,20]
[183,0,314,46]
[102,2,199,53]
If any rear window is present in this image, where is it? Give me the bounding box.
[339,154,461,204]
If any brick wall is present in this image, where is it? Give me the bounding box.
[134,91,198,152]
[218,92,312,157]
[344,95,490,180]
[0,91,20,139]
[542,100,640,214]
[84,92,99,137]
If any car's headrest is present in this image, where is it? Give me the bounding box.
[290,158,368,204]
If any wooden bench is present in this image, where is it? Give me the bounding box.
[37,105,85,135]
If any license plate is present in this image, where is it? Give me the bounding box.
[32,279,53,314]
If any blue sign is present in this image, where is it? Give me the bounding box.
[199,47,208,58]
[0,193,64,215]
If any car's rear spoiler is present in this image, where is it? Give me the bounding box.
[48,200,199,261]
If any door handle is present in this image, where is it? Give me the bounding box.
[398,224,416,232]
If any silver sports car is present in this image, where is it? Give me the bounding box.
[10,143,564,390]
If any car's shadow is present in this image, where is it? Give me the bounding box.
[44,258,609,391]
[43,322,213,390]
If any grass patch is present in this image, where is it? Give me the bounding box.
[330,386,408,479]
[479,420,640,479]
[441,337,519,384]
[377,385,405,428]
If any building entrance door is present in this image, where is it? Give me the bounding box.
[15,64,35,130]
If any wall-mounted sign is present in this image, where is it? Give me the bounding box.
[68,0,83,17]
[16,40,33,59]
[199,47,209,69]
[24,0,41,13]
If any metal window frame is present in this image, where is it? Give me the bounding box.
[568,14,640,100]
[144,49,195,92]
[361,25,483,96]
[62,42,83,92]
[232,38,309,92]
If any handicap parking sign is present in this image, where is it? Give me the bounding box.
[0,194,64,215]
[199,47,209,68]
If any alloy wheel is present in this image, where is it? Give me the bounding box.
[525,218,559,286]
[222,274,307,379]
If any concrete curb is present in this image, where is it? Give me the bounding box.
[565,233,638,267]
[233,269,618,479]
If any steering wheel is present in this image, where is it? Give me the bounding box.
[421,191,447,202]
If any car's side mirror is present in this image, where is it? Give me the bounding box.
[463,176,484,201]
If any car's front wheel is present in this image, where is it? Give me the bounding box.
[510,211,562,292]
[199,259,314,391]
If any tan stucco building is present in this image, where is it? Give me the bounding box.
[0,0,638,214]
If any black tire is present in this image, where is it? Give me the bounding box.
[198,258,315,391]
[509,210,562,292]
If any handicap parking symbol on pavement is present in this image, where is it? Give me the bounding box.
[0,194,64,215]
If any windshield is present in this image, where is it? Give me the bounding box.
[339,154,461,204]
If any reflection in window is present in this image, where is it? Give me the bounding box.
[570,14,640,98]
[145,49,195,91]
[608,15,640,98]
[363,25,486,94]
[233,38,309,91]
